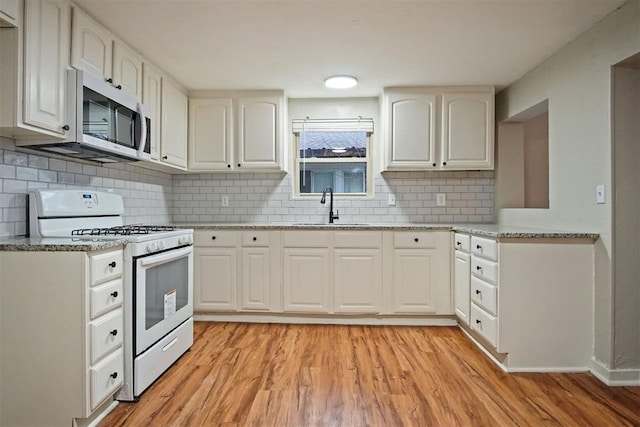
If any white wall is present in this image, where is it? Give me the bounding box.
[496,0,640,369]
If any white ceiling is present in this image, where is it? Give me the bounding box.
[74,0,626,98]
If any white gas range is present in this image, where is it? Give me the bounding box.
[29,189,194,401]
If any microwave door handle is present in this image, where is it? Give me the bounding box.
[136,102,148,158]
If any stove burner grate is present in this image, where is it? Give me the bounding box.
[71,225,176,236]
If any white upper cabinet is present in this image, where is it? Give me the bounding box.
[112,41,143,100]
[441,91,494,169]
[188,97,233,170]
[385,91,437,170]
[237,96,280,170]
[71,7,112,81]
[142,62,162,161]
[188,92,285,172]
[382,87,495,171]
[23,0,70,135]
[160,77,188,169]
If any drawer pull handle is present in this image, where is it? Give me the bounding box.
[476,266,482,270]
[110,329,118,336]
[414,238,419,242]
[110,372,118,379]
[475,319,482,325]
[108,261,117,268]
[111,291,118,298]
[253,237,257,241]
[211,236,216,240]
[475,290,481,295]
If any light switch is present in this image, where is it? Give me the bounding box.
[596,184,605,204]
[436,193,446,206]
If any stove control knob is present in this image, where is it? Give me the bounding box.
[187,235,193,244]
[147,242,158,253]
[158,241,166,250]
[178,236,185,245]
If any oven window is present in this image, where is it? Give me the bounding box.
[144,256,189,330]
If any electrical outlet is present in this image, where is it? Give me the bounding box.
[221,196,229,207]
[436,193,446,206]
[596,184,605,204]
[388,194,396,206]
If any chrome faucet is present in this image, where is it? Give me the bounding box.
[320,187,339,224]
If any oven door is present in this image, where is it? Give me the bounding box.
[135,245,193,355]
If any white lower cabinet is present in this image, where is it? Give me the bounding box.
[282,247,331,313]
[333,249,382,313]
[383,231,452,314]
[454,249,470,324]
[0,248,124,426]
[240,231,281,311]
[194,232,239,311]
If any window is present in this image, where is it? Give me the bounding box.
[293,118,373,197]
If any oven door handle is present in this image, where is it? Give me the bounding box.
[139,246,192,268]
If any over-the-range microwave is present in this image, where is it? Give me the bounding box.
[17,69,151,163]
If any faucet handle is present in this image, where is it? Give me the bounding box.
[334,209,339,220]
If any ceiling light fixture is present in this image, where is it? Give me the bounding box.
[324,75,358,89]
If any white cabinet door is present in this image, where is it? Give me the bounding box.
[188,98,233,170]
[334,249,382,313]
[385,92,437,170]
[194,248,238,311]
[71,7,112,81]
[441,91,494,169]
[454,250,470,325]
[282,248,330,313]
[23,0,69,135]
[0,0,19,23]
[142,62,162,161]
[241,247,270,311]
[237,96,281,170]
[112,41,143,101]
[392,249,437,313]
[160,78,188,168]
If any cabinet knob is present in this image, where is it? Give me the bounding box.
[62,124,70,131]
[227,164,231,168]
[475,319,482,325]
[443,162,447,166]
[211,236,216,240]
[253,237,257,241]
[432,163,436,167]
[162,155,168,160]
[237,163,241,167]
[109,261,117,268]
[110,372,118,379]
[476,244,482,249]
[105,78,113,83]
[110,329,118,336]
[476,266,482,270]
[111,291,118,298]
[475,290,481,295]
[115,84,122,90]
[414,238,419,242]
[456,241,461,246]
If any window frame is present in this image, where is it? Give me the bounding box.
[293,131,373,199]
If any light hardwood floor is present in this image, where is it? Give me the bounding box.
[100,322,640,426]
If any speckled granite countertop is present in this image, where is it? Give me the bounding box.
[0,237,126,252]
[178,223,599,240]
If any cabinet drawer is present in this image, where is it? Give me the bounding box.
[471,256,498,285]
[241,231,269,247]
[90,347,123,410]
[454,233,470,252]
[471,236,498,261]
[194,230,238,247]
[470,303,497,347]
[471,275,497,316]
[90,279,123,319]
[90,308,123,364]
[90,250,123,285]
[393,232,438,248]
[334,231,382,248]
[283,231,330,248]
